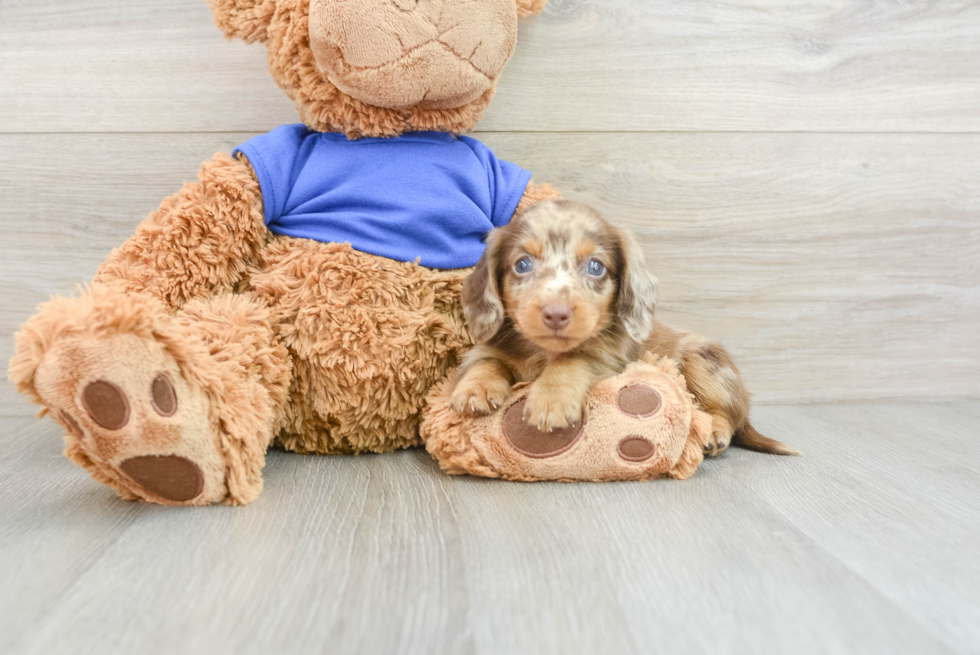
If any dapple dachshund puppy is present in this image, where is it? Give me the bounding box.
[451,199,798,457]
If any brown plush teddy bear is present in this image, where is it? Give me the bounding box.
[9,0,560,506]
[9,0,715,506]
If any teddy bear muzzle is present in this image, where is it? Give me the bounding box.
[308,0,519,110]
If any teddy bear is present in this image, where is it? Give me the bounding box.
[9,0,710,506]
[9,0,560,506]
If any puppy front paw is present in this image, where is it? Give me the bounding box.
[524,382,585,432]
[450,373,512,416]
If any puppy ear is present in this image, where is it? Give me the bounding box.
[463,231,505,343]
[616,228,659,343]
[516,0,547,17]
[208,0,276,43]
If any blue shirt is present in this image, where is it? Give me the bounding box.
[233,125,532,269]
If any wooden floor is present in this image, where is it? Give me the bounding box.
[1,402,978,655]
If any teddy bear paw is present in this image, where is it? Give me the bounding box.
[492,374,685,478]
[424,358,707,482]
[33,333,226,504]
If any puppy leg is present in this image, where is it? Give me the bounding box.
[524,358,593,431]
[677,338,750,457]
[645,324,798,456]
[450,348,513,416]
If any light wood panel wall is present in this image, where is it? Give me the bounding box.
[1,0,978,413]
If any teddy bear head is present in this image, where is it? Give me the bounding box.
[209,0,547,137]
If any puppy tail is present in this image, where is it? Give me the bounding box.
[732,422,801,456]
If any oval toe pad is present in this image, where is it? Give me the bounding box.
[119,455,204,502]
[502,397,585,459]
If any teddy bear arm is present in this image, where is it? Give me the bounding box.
[515,180,562,216]
[94,153,268,311]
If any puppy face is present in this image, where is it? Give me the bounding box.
[463,200,659,352]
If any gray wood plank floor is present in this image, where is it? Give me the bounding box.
[1,403,977,655]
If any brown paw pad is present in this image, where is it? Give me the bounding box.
[502,397,585,458]
[618,436,656,462]
[150,374,177,417]
[82,380,130,430]
[616,384,662,418]
[119,455,204,502]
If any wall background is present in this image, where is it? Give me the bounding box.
[2,0,978,413]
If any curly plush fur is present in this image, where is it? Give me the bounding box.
[10,143,557,504]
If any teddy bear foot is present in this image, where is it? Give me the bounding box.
[422,355,715,482]
[32,332,228,505]
[11,289,282,505]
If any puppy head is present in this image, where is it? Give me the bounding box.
[463,199,659,351]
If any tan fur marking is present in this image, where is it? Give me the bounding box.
[575,239,596,261]
[524,238,544,259]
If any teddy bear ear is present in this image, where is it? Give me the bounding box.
[208,0,277,43]
[516,0,547,18]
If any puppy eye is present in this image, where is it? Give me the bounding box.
[514,257,533,275]
[587,259,605,277]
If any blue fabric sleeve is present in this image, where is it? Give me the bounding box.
[232,124,309,224]
[459,136,533,228]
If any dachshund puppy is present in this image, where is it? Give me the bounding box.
[451,199,797,457]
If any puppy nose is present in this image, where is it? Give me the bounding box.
[541,304,572,331]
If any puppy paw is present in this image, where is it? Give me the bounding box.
[523,382,585,432]
[702,427,732,457]
[450,373,512,416]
